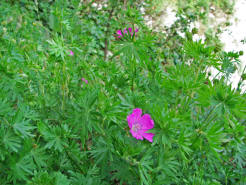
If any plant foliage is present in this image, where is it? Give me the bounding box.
[0,0,245,184]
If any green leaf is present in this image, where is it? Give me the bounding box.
[30,147,48,169]
[54,172,70,185]
[139,153,153,185]
[0,98,12,116]
[10,154,35,181]
[205,122,227,160]
[90,137,113,165]
[13,120,36,138]
[27,171,55,185]
[2,129,21,153]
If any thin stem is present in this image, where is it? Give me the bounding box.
[237,64,246,90]
[104,4,115,61]
[62,61,66,110]
[131,57,136,92]
[213,71,221,81]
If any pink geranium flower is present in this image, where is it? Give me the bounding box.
[127,108,155,142]
[116,27,139,39]
[81,78,88,84]
[123,27,132,34]
[116,30,123,38]
[68,50,74,56]
[81,77,88,87]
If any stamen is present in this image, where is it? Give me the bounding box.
[132,123,141,132]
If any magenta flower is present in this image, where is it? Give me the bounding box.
[81,78,88,87]
[68,50,74,56]
[127,108,155,142]
[116,30,123,38]
[81,78,88,84]
[116,27,139,39]
[123,27,132,34]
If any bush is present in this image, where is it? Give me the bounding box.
[0,0,245,184]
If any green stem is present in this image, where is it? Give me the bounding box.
[61,61,67,110]
[131,57,136,92]
[237,64,246,90]
[213,71,221,81]
[104,6,114,61]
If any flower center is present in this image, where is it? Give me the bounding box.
[132,123,141,132]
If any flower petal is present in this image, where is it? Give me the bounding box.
[139,114,154,130]
[130,129,143,140]
[116,30,122,38]
[123,28,127,34]
[69,50,74,56]
[127,108,142,128]
[117,30,122,35]
[143,133,154,142]
[132,108,142,118]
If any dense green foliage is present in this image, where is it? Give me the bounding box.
[0,0,245,184]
